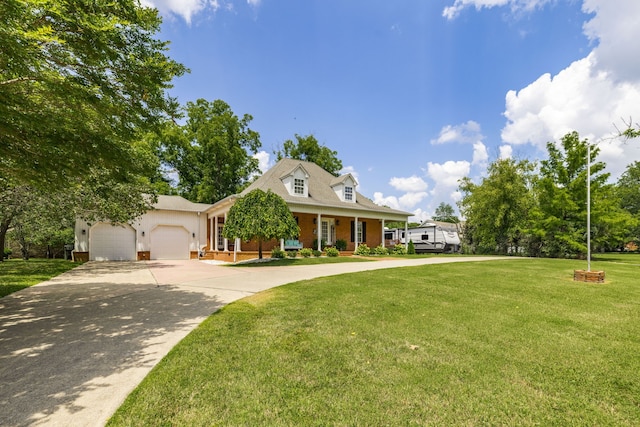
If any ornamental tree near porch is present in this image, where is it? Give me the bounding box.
[222,190,300,259]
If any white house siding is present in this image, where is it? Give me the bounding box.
[134,210,207,257]
[89,223,137,261]
[74,207,208,261]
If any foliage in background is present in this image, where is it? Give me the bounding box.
[223,190,299,259]
[459,158,535,255]
[616,161,640,246]
[0,0,186,188]
[432,202,460,223]
[158,99,261,204]
[407,240,416,254]
[273,134,343,176]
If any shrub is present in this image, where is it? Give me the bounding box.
[335,239,347,251]
[354,244,370,256]
[313,249,322,257]
[287,250,298,258]
[374,244,388,255]
[325,247,339,257]
[299,248,313,258]
[407,240,416,255]
[312,239,327,250]
[3,248,12,259]
[393,244,406,255]
[271,248,286,259]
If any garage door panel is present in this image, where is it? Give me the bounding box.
[90,224,136,261]
[151,226,189,260]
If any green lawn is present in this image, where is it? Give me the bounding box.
[0,259,80,298]
[109,258,640,426]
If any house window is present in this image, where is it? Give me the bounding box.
[217,225,224,250]
[350,221,366,243]
[294,178,305,195]
[345,186,353,201]
[321,221,329,244]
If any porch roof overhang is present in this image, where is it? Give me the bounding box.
[286,200,410,222]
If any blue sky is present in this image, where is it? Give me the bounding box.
[144,0,640,221]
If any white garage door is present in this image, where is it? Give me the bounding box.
[151,226,190,260]
[90,223,136,261]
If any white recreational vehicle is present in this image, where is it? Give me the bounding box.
[385,221,461,254]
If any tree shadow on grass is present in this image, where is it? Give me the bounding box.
[0,265,223,426]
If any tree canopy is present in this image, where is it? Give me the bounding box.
[159,99,261,204]
[223,189,300,259]
[459,158,535,254]
[274,134,343,176]
[0,0,186,187]
[458,131,637,257]
[432,202,459,223]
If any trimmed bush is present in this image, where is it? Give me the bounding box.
[287,250,298,258]
[335,239,347,251]
[300,248,313,258]
[393,244,406,255]
[313,250,322,257]
[407,240,416,255]
[271,248,286,259]
[374,244,388,255]
[325,247,339,257]
[354,244,370,256]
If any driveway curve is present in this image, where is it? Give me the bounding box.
[0,256,508,426]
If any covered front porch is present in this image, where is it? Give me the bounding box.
[202,208,409,262]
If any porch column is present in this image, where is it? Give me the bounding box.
[209,217,214,250]
[235,237,241,251]
[354,215,359,251]
[404,221,409,251]
[381,219,385,248]
[223,213,229,252]
[317,213,322,251]
[214,216,219,251]
[280,238,285,251]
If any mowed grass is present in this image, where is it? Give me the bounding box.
[109,258,640,426]
[0,259,80,298]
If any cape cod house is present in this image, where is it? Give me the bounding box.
[74,159,411,261]
[203,159,411,262]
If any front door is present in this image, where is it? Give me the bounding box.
[321,219,336,246]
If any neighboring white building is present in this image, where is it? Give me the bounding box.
[74,195,211,261]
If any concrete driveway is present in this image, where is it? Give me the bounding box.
[0,256,506,426]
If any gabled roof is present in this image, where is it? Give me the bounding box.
[330,173,358,187]
[237,158,411,218]
[153,195,212,213]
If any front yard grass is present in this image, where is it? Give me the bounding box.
[109,258,640,426]
[0,259,80,298]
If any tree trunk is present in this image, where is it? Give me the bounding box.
[0,219,10,262]
[258,239,263,259]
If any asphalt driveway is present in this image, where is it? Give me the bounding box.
[0,256,505,426]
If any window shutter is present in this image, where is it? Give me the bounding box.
[362,221,367,242]
[350,221,355,242]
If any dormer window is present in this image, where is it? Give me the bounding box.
[345,186,353,201]
[281,164,310,197]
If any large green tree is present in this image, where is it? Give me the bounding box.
[531,131,634,257]
[616,161,640,246]
[223,189,300,259]
[0,0,186,187]
[160,99,261,204]
[274,134,343,176]
[458,158,535,254]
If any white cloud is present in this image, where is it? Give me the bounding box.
[431,120,483,145]
[373,192,400,210]
[340,166,360,182]
[389,176,428,192]
[253,150,271,173]
[247,0,261,6]
[443,0,552,20]
[141,0,223,23]
[426,161,471,189]
[472,142,489,166]
[500,0,640,178]
[499,145,513,159]
[399,192,429,209]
